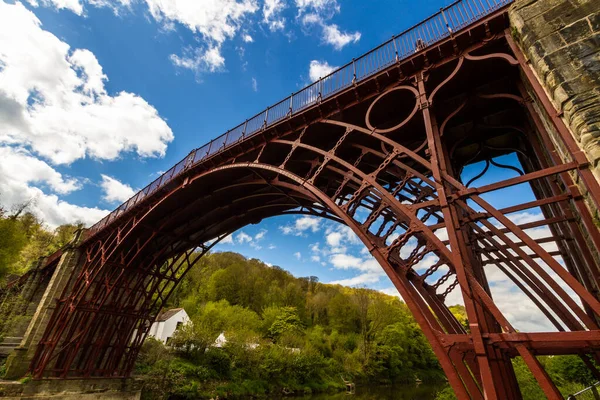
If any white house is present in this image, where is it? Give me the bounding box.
[148,308,190,344]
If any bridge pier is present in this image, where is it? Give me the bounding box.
[510,0,600,217]
[0,378,142,399]
[4,231,85,380]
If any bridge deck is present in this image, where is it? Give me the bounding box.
[85,0,513,241]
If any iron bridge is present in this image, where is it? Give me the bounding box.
[24,1,600,399]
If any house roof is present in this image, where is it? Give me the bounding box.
[156,308,184,322]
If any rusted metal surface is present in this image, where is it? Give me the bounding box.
[85,0,514,240]
[25,2,600,400]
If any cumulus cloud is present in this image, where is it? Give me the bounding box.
[308,60,337,82]
[236,231,253,243]
[299,0,360,50]
[0,2,172,228]
[330,272,382,286]
[25,0,84,15]
[27,0,359,80]
[219,228,267,249]
[0,147,80,195]
[254,229,267,241]
[0,2,174,165]
[0,146,108,228]
[263,0,286,31]
[100,175,136,203]
[251,77,258,92]
[220,233,234,244]
[148,0,258,75]
[295,0,339,16]
[321,23,360,50]
[279,216,321,236]
[294,251,301,260]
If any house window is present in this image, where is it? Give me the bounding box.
[176,321,183,330]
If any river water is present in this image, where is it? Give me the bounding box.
[295,384,445,399]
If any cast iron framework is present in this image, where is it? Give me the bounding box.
[27,2,600,399]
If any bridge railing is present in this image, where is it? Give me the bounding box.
[567,381,600,399]
[87,0,513,237]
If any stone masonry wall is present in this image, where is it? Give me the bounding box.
[4,230,86,380]
[510,0,600,174]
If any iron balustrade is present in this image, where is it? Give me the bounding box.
[87,0,513,237]
[567,382,600,400]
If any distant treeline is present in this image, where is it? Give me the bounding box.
[137,251,449,399]
[0,204,80,283]
[1,207,595,400]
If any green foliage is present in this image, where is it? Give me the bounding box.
[448,305,469,331]
[545,355,597,386]
[435,355,598,400]
[0,204,82,283]
[0,214,27,279]
[137,251,447,398]
[264,306,304,341]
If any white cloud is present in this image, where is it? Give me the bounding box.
[279,216,321,236]
[0,2,174,165]
[325,231,343,247]
[309,242,321,253]
[297,216,321,232]
[100,175,135,203]
[0,146,108,228]
[146,0,258,76]
[236,231,253,243]
[311,255,321,262]
[294,251,301,260]
[251,77,258,92]
[145,0,257,42]
[330,271,381,286]
[329,253,362,269]
[0,147,80,195]
[220,234,234,244]
[295,0,339,16]
[26,0,359,80]
[308,60,337,82]
[299,1,360,51]
[254,229,267,241]
[0,2,174,229]
[171,44,226,75]
[26,0,84,15]
[321,23,360,50]
[263,0,286,31]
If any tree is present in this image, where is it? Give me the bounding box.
[0,214,27,280]
[328,292,360,333]
[263,306,304,343]
[448,304,469,331]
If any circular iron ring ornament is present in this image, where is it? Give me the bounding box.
[365,85,420,134]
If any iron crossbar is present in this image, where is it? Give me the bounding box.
[87,0,514,237]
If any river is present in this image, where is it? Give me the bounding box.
[295,384,445,399]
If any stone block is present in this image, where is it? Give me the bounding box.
[539,32,568,55]
[590,12,600,32]
[542,34,599,74]
[515,0,565,21]
[559,18,592,43]
[544,0,598,26]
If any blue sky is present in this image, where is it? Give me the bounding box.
[0,0,573,332]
